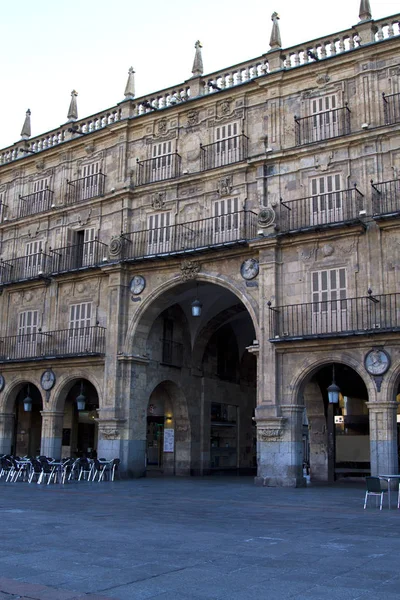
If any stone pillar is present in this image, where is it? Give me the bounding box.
[304,381,328,482]
[367,401,398,476]
[255,405,305,487]
[40,411,64,459]
[0,413,15,455]
[97,417,126,462]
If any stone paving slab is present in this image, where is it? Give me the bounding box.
[0,477,399,599]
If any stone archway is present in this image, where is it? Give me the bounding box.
[121,277,258,477]
[300,361,369,482]
[2,381,44,458]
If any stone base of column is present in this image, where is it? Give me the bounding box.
[254,475,305,487]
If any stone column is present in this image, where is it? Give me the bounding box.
[97,417,127,462]
[40,411,64,459]
[367,401,398,476]
[0,413,15,455]
[304,381,328,482]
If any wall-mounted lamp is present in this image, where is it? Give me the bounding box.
[76,382,86,411]
[165,416,173,422]
[23,385,32,412]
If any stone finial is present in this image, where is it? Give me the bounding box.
[124,66,135,99]
[20,109,31,140]
[269,12,282,50]
[191,40,203,77]
[359,0,372,21]
[67,90,78,122]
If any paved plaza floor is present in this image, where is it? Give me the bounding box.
[0,476,399,599]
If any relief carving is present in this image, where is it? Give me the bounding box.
[100,428,120,440]
[257,427,283,441]
[180,260,201,281]
[151,192,166,210]
[186,110,199,127]
[217,176,232,196]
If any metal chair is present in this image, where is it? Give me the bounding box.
[364,476,387,510]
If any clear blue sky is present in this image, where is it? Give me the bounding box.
[0,0,396,148]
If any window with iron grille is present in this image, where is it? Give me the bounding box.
[18,310,38,341]
[82,162,100,199]
[310,173,342,224]
[69,302,92,337]
[213,197,240,242]
[25,240,43,277]
[312,268,347,312]
[151,141,173,181]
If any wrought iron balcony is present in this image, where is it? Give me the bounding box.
[279,186,364,233]
[371,178,400,217]
[161,339,183,367]
[382,92,400,125]
[200,135,248,170]
[0,252,52,285]
[121,210,258,261]
[18,188,54,218]
[49,240,108,274]
[136,153,181,185]
[66,173,105,204]
[0,325,106,363]
[269,292,400,341]
[295,105,351,145]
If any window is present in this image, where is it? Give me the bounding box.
[18,310,39,339]
[82,162,100,199]
[151,141,173,182]
[310,174,342,225]
[31,177,50,213]
[147,212,172,255]
[310,94,339,141]
[214,122,240,167]
[213,198,240,243]
[17,310,38,357]
[65,228,96,269]
[25,241,43,278]
[69,303,91,338]
[312,268,347,334]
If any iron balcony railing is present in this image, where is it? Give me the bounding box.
[121,210,258,261]
[371,178,400,216]
[161,339,184,367]
[268,292,400,341]
[66,173,105,204]
[136,153,181,185]
[382,92,400,125]
[49,240,108,274]
[279,186,364,233]
[0,203,8,223]
[0,325,106,363]
[0,252,52,285]
[18,188,54,218]
[201,135,248,171]
[295,105,351,145]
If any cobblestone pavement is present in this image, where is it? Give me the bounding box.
[0,477,399,599]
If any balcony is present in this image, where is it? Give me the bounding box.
[279,186,364,233]
[0,325,106,363]
[18,188,54,218]
[161,339,183,367]
[371,178,400,217]
[295,105,351,145]
[49,240,108,274]
[200,135,248,171]
[136,153,181,186]
[0,241,108,285]
[121,210,258,261]
[0,253,52,285]
[382,92,400,125]
[66,173,105,205]
[268,292,400,341]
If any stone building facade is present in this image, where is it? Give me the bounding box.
[0,1,399,485]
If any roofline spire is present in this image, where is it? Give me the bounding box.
[124,67,135,99]
[20,109,31,140]
[192,40,203,77]
[67,90,78,122]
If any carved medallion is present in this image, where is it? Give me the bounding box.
[109,237,123,257]
[181,260,201,281]
[257,207,276,228]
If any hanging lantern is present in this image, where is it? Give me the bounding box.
[327,365,340,404]
[191,298,202,317]
[76,382,86,411]
[23,385,32,412]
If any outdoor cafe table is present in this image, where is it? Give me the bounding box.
[378,474,400,509]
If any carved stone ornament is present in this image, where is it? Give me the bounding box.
[109,236,123,257]
[187,110,199,127]
[35,159,45,170]
[100,428,120,440]
[84,143,95,154]
[316,73,330,85]
[218,100,231,116]
[151,192,165,210]
[217,177,232,196]
[76,283,86,294]
[257,206,276,228]
[257,427,283,441]
[321,244,334,257]
[180,260,201,281]
[157,119,168,134]
[299,247,317,262]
